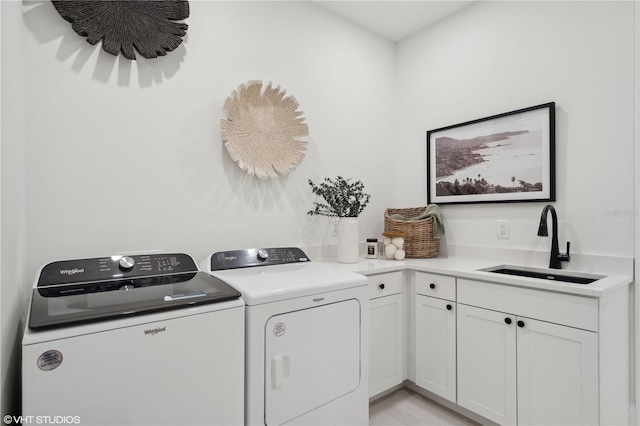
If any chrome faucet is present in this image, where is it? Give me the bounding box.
[537,204,570,269]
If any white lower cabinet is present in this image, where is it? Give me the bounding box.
[415,294,456,402]
[457,304,517,425]
[516,315,598,425]
[365,269,629,425]
[457,303,599,426]
[368,272,404,398]
[414,271,457,403]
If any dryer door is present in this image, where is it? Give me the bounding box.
[264,299,361,425]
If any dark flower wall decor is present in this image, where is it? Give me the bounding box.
[51,0,190,60]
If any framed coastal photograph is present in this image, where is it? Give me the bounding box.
[427,102,555,205]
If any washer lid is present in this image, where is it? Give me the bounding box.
[28,271,241,330]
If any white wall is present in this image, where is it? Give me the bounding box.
[396,1,635,262]
[634,1,639,422]
[0,1,397,416]
[1,0,27,418]
[22,0,396,273]
[1,0,3,411]
[1,0,3,413]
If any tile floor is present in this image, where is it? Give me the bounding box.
[369,388,480,426]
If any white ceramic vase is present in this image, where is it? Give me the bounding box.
[337,217,359,263]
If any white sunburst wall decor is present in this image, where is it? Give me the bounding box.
[220,81,309,180]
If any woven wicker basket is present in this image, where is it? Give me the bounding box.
[384,207,440,258]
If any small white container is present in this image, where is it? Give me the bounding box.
[366,238,379,259]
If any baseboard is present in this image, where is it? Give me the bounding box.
[368,383,405,403]
[381,381,499,426]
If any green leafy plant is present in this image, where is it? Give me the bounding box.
[308,176,371,217]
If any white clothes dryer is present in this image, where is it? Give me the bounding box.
[201,247,369,426]
[23,253,245,426]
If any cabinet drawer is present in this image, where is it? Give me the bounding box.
[415,272,456,301]
[367,271,403,299]
[457,278,598,331]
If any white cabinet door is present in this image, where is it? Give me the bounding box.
[415,294,456,402]
[457,304,517,426]
[517,317,598,426]
[369,293,404,397]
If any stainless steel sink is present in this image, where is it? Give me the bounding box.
[480,265,605,285]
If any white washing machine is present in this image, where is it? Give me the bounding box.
[201,247,369,426]
[23,253,245,426]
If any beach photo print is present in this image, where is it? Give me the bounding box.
[427,102,555,205]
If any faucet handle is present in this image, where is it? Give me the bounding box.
[558,241,571,262]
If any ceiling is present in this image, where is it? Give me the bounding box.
[313,1,475,42]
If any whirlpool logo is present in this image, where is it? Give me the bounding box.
[59,268,85,276]
[144,326,166,336]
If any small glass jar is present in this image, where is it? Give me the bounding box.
[366,238,379,259]
[382,231,406,260]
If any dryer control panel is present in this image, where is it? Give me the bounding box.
[210,247,310,271]
[37,253,198,286]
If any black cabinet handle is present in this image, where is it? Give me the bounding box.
[517,320,525,328]
[429,283,436,289]
[504,318,512,325]
[379,283,385,290]
[446,304,452,311]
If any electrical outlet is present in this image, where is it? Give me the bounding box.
[496,220,510,239]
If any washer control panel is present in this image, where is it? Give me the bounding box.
[37,253,198,286]
[209,247,310,271]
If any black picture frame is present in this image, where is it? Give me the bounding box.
[427,102,555,205]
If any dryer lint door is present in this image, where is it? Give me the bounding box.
[264,299,361,425]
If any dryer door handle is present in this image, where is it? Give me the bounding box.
[271,355,290,389]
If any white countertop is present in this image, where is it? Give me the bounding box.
[317,255,633,298]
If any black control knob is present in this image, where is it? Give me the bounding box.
[379,283,385,290]
[505,318,512,325]
[257,249,269,262]
[118,256,135,270]
[446,304,452,311]
[429,283,436,289]
[517,320,525,328]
